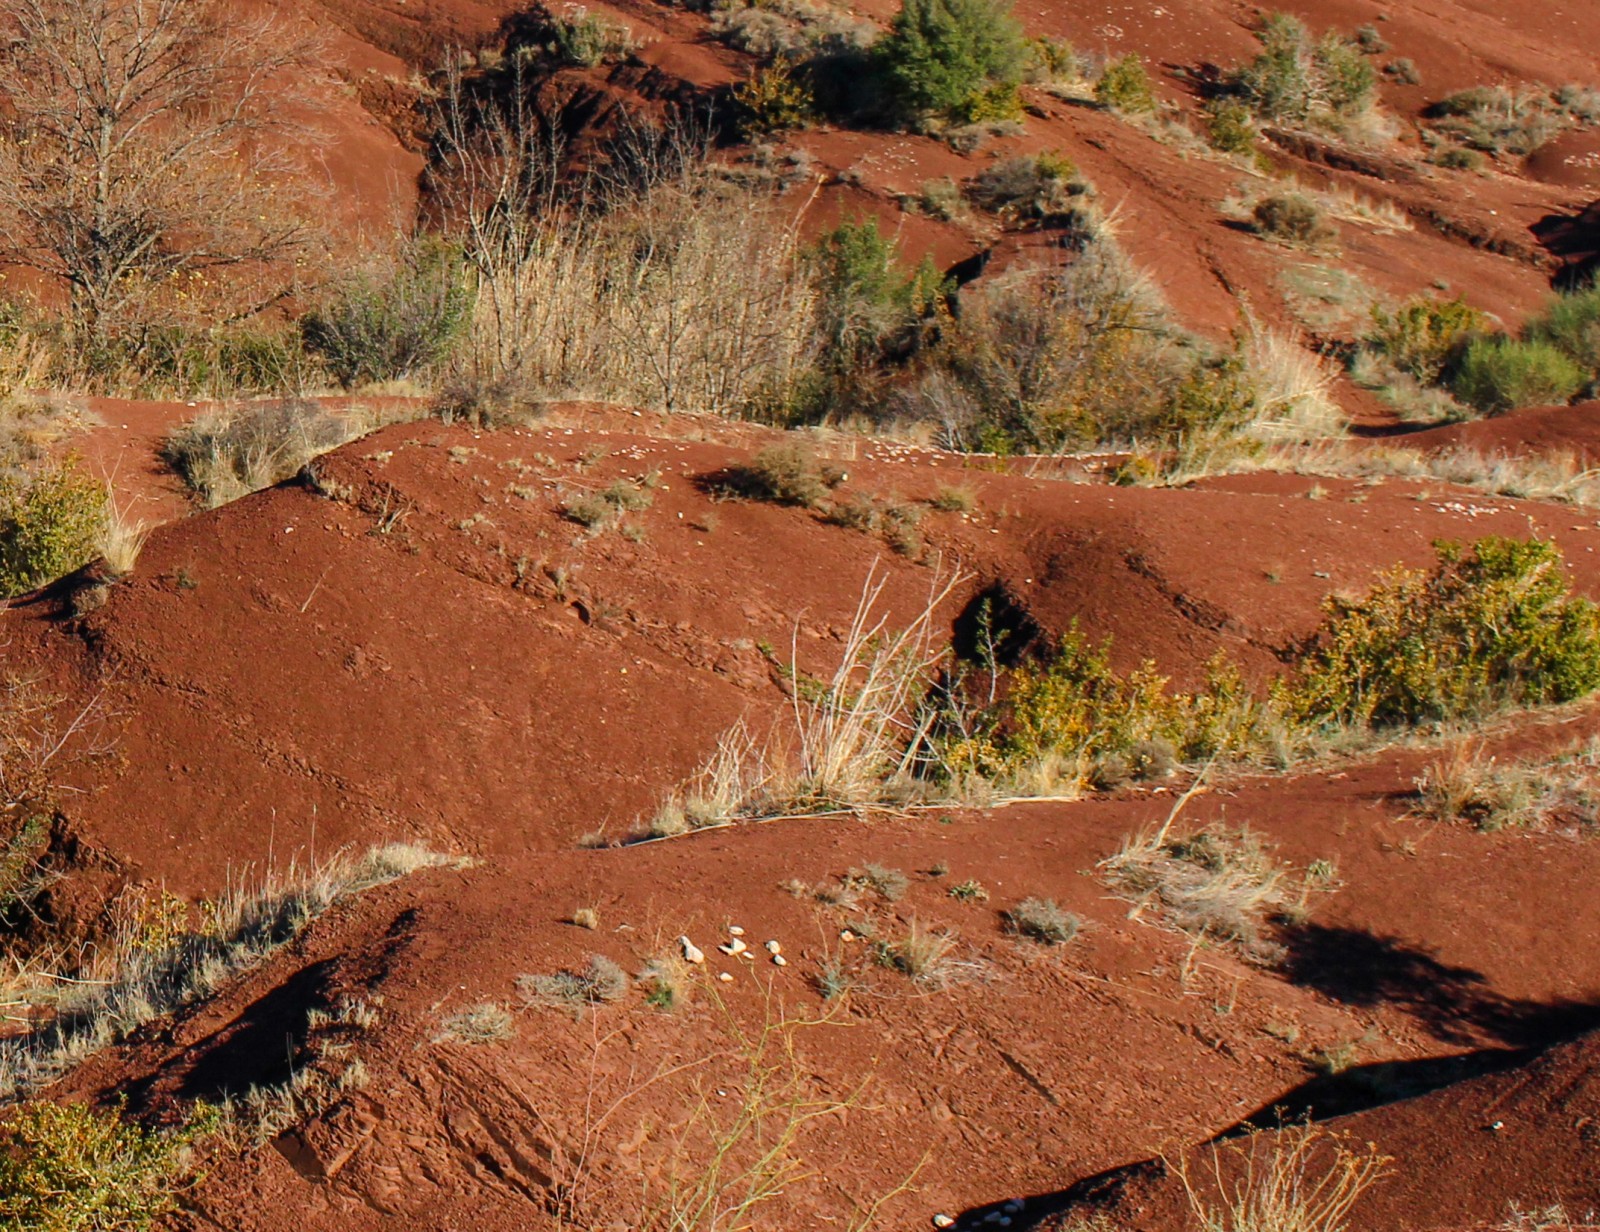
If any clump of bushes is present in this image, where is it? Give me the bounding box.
[0,458,107,598]
[300,239,471,389]
[873,0,1026,123]
[1365,295,1487,386]
[1525,284,1600,396]
[1293,537,1600,727]
[1425,85,1570,156]
[936,537,1600,794]
[1449,337,1586,416]
[1094,54,1156,114]
[718,442,845,507]
[0,1100,209,1231]
[536,4,638,67]
[1226,12,1377,133]
[967,151,1084,219]
[1357,286,1598,418]
[1251,193,1335,247]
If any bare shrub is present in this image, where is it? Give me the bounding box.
[0,0,326,359]
[1427,85,1570,154]
[1177,1122,1390,1232]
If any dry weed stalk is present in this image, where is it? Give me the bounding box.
[644,562,966,836]
[1176,1122,1390,1232]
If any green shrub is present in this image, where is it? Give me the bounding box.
[1230,13,1376,128]
[132,327,314,398]
[1024,36,1078,82]
[1366,295,1487,385]
[734,60,816,135]
[1252,193,1333,246]
[1203,99,1258,154]
[805,217,946,385]
[1449,336,1585,415]
[939,624,1276,785]
[874,0,1026,122]
[1292,537,1600,727]
[0,459,107,598]
[301,240,470,389]
[1094,54,1156,114]
[1426,85,1569,154]
[544,5,637,66]
[0,1101,204,1231]
[1525,286,1600,390]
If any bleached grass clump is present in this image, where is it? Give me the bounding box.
[0,843,461,1101]
[644,564,964,837]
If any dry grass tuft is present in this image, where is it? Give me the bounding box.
[97,492,150,577]
[437,1002,516,1045]
[518,954,630,1011]
[1005,897,1081,945]
[1100,823,1295,965]
[1416,739,1600,832]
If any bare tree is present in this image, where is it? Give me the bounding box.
[0,0,325,356]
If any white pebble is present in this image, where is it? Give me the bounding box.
[765,940,782,955]
[679,936,705,964]
[727,925,745,936]
[717,971,734,983]
[772,954,787,967]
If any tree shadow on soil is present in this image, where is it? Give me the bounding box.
[950,923,1600,1230]
[1281,923,1600,1048]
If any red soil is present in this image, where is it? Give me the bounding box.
[8,0,1600,1227]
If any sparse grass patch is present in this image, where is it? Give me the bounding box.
[929,484,975,512]
[518,954,630,1011]
[1416,739,1600,832]
[1004,896,1079,944]
[640,953,694,1010]
[563,479,654,532]
[1177,1122,1389,1232]
[948,878,988,902]
[1426,85,1572,155]
[873,919,958,986]
[849,862,910,901]
[0,844,460,1103]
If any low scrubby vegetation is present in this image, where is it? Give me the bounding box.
[1354,287,1600,419]
[0,1100,211,1231]
[1219,12,1380,139]
[0,457,107,597]
[1416,740,1600,833]
[642,536,1600,834]
[1424,82,1600,160]
[0,844,458,1102]
[1099,823,1307,965]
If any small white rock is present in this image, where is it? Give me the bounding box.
[840,929,856,942]
[679,936,705,964]
[727,925,745,936]
[765,940,782,955]
[932,1216,956,1230]
[772,954,788,967]
[717,971,734,983]
[718,938,748,956]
